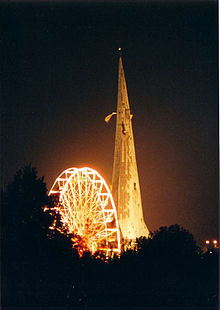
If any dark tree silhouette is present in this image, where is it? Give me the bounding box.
[2,165,50,305]
[1,167,218,309]
[3,165,50,246]
[145,225,200,269]
[1,165,78,307]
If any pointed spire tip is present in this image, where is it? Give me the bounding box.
[118,47,122,56]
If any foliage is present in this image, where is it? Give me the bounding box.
[2,165,50,255]
[136,225,201,273]
[1,165,219,309]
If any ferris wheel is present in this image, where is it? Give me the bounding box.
[49,167,121,255]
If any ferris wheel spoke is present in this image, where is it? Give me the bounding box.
[87,173,99,211]
[69,180,78,211]
[76,170,83,212]
[85,170,88,210]
[67,183,82,230]
[61,191,78,231]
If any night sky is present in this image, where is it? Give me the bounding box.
[2,1,218,245]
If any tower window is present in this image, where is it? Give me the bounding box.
[134,183,136,190]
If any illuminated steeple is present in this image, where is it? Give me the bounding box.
[112,50,149,240]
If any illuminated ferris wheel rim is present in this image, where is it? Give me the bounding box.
[49,167,121,254]
[50,167,111,195]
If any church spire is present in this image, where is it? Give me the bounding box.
[112,52,149,240]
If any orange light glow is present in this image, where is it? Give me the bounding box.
[213,240,217,244]
[48,167,121,257]
[205,240,210,244]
